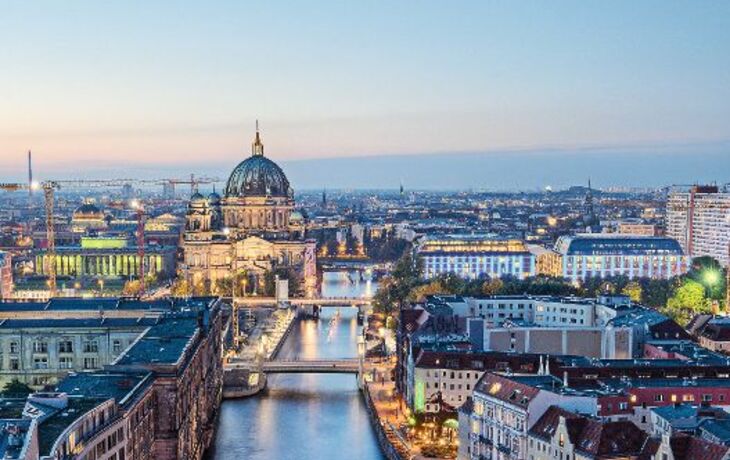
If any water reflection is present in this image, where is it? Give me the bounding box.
[208,271,384,460]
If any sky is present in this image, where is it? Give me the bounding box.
[1,1,729,189]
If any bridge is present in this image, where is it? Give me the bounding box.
[223,357,365,398]
[231,296,372,307]
[228,358,360,374]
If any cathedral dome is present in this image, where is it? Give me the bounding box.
[208,191,221,204]
[224,127,292,199]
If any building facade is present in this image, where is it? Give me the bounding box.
[0,250,11,299]
[417,234,536,280]
[666,186,730,267]
[554,234,688,283]
[34,236,176,279]
[182,128,317,296]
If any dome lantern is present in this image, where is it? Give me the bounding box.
[224,123,292,199]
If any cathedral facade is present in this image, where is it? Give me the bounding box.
[182,128,317,297]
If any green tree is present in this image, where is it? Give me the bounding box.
[215,276,233,296]
[621,281,642,303]
[663,279,710,326]
[640,278,676,309]
[373,252,422,315]
[2,379,33,396]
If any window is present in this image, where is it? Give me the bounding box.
[59,356,74,369]
[654,394,664,402]
[83,357,98,369]
[59,340,74,353]
[113,340,123,354]
[9,358,19,370]
[83,340,99,353]
[703,394,712,402]
[33,341,48,353]
[33,357,48,369]
[9,342,18,354]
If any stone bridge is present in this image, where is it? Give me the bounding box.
[228,358,360,374]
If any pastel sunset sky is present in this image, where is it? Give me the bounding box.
[1,1,729,188]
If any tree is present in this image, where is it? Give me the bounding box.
[482,278,504,296]
[171,278,192,296]
[663,279,710,326]
[122,280,144,296]
[215,276,233,296]
[262,270,276,297]
[2,379,32,396]
[373,252,422,315]
[640,278,676,309]
[621,281,642,303]
[408,279,451,303]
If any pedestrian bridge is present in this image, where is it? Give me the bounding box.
[227,358,360,374]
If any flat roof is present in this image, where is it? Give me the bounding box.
[114,316,199,366]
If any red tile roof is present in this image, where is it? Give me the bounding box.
[529,406,655,459]
[670,433,729,460]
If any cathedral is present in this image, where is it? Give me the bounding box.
[182,127,317,297]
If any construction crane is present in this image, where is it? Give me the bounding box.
[1,178,157,296]
[130,199,147,295]
[163,174,220,197]
[0,181,59,295]
[2,175,222,296]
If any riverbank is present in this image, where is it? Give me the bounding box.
[222,307,296,399]
[209,304,385,460]
[363,379,412,460]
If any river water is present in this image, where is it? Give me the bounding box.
[207,272,384,460]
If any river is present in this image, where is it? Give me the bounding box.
[206,271,384,460]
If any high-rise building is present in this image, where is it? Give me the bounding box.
[666,186,730,267]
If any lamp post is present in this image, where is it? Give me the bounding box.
[703,269,721,313]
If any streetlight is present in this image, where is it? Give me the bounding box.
[703,269,721,313]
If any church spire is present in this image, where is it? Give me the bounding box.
[252,120,264,156]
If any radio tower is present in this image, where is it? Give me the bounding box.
[27,150,33,201]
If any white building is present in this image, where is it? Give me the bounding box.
[461,373,598,460]
[417,234,537,280]
[554,234,688,283]
[667,186,730,267]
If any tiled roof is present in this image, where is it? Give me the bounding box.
[528,406,581,441]
[702,322,730,342]
[529,406,653,458]
[670,433,729,460]
[415,350,539,373]
[474,373,540,408]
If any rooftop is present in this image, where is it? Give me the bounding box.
[56,372,152,409]
[114,315,200,367]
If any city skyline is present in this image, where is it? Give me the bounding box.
[1,1,729,187]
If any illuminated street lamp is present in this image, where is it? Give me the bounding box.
[704,269,721,287]
[703,269,721,313]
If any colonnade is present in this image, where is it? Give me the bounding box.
[35,253,164,277]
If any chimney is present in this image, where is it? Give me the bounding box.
[563,371,569,388]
